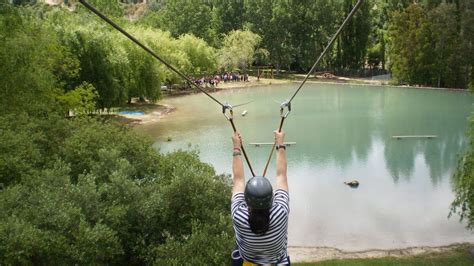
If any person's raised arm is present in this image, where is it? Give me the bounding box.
[232,132,245,194]
[275,130,288,191]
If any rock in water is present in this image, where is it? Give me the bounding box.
[344,180,359,188]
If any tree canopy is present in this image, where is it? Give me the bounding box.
[218,30,261,72]
[0,115,233,264]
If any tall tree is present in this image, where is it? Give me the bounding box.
[244,0,293,71]
[387,2,468,88]
[218,30,261,73]
[336,0,371,71]
[387,4,427,85]
[154,0,216,45]
[211,0,245,36]
[460,0,474,89]
[0,5,69,115]
[429,3,465,88]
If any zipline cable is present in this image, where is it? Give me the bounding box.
[288,0,364,105]
[78,0,256,176]
[262,0,364,177]
[78,0,223,107]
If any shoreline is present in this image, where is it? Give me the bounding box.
[120,77,471,124]
[117,103,175,125]
[163,75,470,99]
[288,243,473,263]
[301,79,470,92]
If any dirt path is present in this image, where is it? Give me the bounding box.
[288,243,472,262]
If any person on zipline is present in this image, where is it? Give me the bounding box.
[231,130,290,265]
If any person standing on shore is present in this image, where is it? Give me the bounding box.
[230,130,290,265]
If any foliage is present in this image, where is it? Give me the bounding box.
[244,0,341,72]
[212,0,244,37]
[58,82,98,116]
[1,4,218,110]
[243,0,292,70]
[387,2,470,88]
[451,111,474,229]
[177,34,217,75]
[80,0,124,17]
[218,30,261,72]
[460,0,474,90]
[0,5,69,115]
[147,0,217,46]
[336,0,371,70]
[0,116,234,264]
[153,216,234,265]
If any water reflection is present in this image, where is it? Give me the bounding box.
[137,83,474,249]
[380,88,472,184]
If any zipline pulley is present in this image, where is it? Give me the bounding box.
[279,101,291,118]
[222,103,234,121]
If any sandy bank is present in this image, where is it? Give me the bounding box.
[288,243,472,263]
[118,104,174,125]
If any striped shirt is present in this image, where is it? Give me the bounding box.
[231,189,290,264]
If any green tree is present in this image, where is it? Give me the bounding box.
[122,26,168,102]
[245,0,339,72]
[79,0,124,17]
[58,82,98,116]
[211,0,245,35]
[218,30,261,72]
[177,34,218,75]
[336,0,371,71]
[460,0,474,89]
[429,3,465,88]
[244,0,293,71]
[151,0,216,45]
[451,111,474,228]
[387,4,427,84]
[0,5,69,115]
[0,117,233,264]
[387,2,468,88]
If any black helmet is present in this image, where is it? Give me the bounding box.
[244,176,273,209]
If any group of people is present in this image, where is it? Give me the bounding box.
[222,72,250,83]
[192,72,250,88]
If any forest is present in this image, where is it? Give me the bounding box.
[0,0,473,264]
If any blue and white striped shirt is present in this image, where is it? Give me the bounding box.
[231,189,290,264]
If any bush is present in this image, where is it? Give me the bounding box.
[0,117,234,264]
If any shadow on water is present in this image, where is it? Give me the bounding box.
[291,85,374,169]
[380,88,472,185]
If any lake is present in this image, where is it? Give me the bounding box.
[136,82,474,250]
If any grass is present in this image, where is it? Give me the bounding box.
[295,245,473,266]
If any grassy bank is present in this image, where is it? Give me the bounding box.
[295,245,473,266]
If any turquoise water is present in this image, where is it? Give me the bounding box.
[137,83,474,250]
